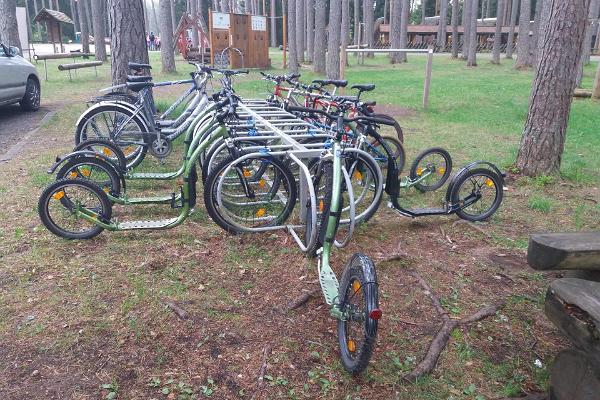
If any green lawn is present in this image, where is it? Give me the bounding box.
[0,50,598,399]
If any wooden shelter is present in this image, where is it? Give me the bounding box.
[174,12,210,61]
[209,11,270,69]
[33,8,73,54]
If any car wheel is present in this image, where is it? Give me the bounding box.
[20,77,40,111]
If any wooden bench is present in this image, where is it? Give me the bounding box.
[34,52,95,81]
[57,61,103,81]
[527,233,600,400]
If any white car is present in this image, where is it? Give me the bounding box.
[0,43,40,111]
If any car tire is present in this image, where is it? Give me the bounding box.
[20,77,40,111]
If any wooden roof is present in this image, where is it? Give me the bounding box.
[33,8,74,25]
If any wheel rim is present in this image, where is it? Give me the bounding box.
[456,174,499,217]
[415,152,448,188]
[45,183,106,236]
[63,162,116,194]
[342,277,367,361]
[30,81,40,107]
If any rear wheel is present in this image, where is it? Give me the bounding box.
[369,113,404,143]
[451,168,503,222]
[305,161,334,257]
[38,179,112,239]
[20,77,41,111]
[72,138,127,172]
[56,157,122,199]
[337,253,380,375]
[409,147,452,192]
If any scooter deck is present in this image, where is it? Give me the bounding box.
[118,217,179,230]
[127,172,177,180]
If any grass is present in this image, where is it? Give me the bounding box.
[0,49,598,398]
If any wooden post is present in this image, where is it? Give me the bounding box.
[339,46,347,94]
[282,10,287,69]
[592,60,600,99]
[423,47,433,110]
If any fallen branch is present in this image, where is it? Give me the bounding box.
[286,288,320,311]
[440,226,453,244]
[163,299,189,321]
[574,88,592,98]
[251,345,272,400]
[404,270,505,382]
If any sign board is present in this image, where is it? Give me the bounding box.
[212,12,230,29]
[251,16,267,31]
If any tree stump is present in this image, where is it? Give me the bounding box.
[549,349,600,400]
[528,233,600,271]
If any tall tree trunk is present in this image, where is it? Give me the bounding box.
[77,0,90,53]
[390,0,402,62]
[197,0,207,32]
[466,0,478,66]
[313,0,326,72]
[91,0,107,60]
[170,0,177,34]
[326,0,342,78]
[384,0,389,23]
[190,0,199,46]
[70,0,78,34]
[576,0,600,87]
[353,0,360,45]
[593,59,600,99]
[144,0,150,32]
[451,0,459,57]
[295,0,304,62]
[398,0,408,61]
[516,0,591,176]
[108,0,150,84]
[0,0,21,51]
[24,0,33,45]
[491,0,505,63]
[531,0,543,65]
[341,0,350,65]
[159,0,176,72]
[306,0,314,61]
[245,0,251,13]
[364,0,374,56]
[151,0,160,35]
[514,0,532,68]
[505,0,518,58]
[436,0,448,49]
[34,0,42,40]
[462,0,471,59]
[287,0,299,73]
[84,0,93,37]
[421,0,426,23]
[270,0,277,46]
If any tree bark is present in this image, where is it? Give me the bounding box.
[170,0,177,35]
[0,0,21,51]
[491,0,505,63]
[451,0,459,57]
[364,0,374,56]
[516,0,591,176]
[505,0,518,58]
[286,0,299,73]
[70,0,78,34]
[436,0,448,49]
[390,0,402,62]
[462,0,471,59]
[190,0,199,46]
[150,0,160,35]
[77,0,90,53]
[398,0,408,61]
[531,0,544,65]
[159,0,176,72]
[341,0,350,65]
[108,0,150,84]
[295,0,305,62]
[306,0,314,61]
[353,0,360,45]
[84,0,93,37]
[467,0,478,66]
[313,0,326,72]
[514,0,532,68]
[576,0,600,87]
[593,59,600,99]
[270,0,277,46]
[421,0,426,24]
[326,0,342,78]
[91,0,107,61]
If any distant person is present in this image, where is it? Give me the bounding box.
[149,32,156,51]
[146,32,150,49]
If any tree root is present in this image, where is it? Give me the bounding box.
[162,299,189,321]
[286,288,320,311]
[404,270,505,382]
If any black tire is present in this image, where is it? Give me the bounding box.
[20,77,41,111]
[204,154,297,234]
[366,135,406,179]
[201,139,268,185]
[450,168,503,222]
[38,179,112,239]
[369,113,404,143]
[72,138,128,172]
[409,147,453,192]
[344,152,383,224]
[56,156,122,199]
[305,161,334,257]
[75,104,150,169]
[337,253,379,375]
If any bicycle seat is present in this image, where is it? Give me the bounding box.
[128,62,152,70]
[313,79,348,88]
[127,75,153,83]
[126,81,154,92]
[335,95,359,103]
[351,84,375,92]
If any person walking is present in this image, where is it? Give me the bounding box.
[149,31,156,50]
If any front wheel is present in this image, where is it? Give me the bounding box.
[38,179,112,239]
[450,168,503,222]
[409,147,452,192]
[337,253,380,375]
[20,77,41,111]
